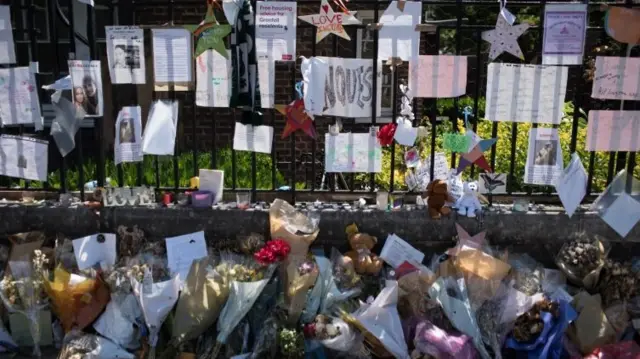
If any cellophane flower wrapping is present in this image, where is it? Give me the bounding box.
[576,341,640,359]
[0,249,49,357]
[215,254,276,345]
[555,233,609,291]
[354,281,409,359]
[269,199,319,256]
[413,319,478,359]
[428,276,491,359]
[301,251,331,323]
[245,277,281,359]
[57,329,135,359]
[321,248,363,313]
[505,299,577,359]
[171,256,229,344]
[130,266,181,356]
[284,254,319,325]
[309,315,365,354]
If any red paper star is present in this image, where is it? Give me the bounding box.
[275,99,317,139]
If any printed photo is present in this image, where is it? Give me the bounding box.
[112,44,141,70]
[106,26,146,84]
[119,117,136,144]
[69,60,103,118]
[533,140,558,166]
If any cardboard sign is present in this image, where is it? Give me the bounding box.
[101,187,156,207]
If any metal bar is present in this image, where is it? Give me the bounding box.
[47,0,66,193]
[68,0,85,200]
[87,0,103,188]
[450,0,463,170]
[290,62,297,203]
[369,1,379,192]
[168,0,179,194]
[507,123,517,194]
[471,30,482,181]
[310,27,317,191]
[128,0,635,6]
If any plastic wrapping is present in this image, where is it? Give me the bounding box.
[555,234,609,291]
[284,255,319,325]
[57,330,135,359]
[269,199,319,256]
[566,292,617,355]
[413,320,478,359]
[320,248,363,313]
[590,169,640,238]
[92,293,142,350]
[301,252,330,323]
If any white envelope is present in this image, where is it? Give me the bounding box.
[72,233,117,271]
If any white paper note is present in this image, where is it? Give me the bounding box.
[257,58,275,108]
[325,133,382,173]
[380,234,425,268]
[152,28,193,84]
[541,4,587,65]
[165,231,208,283]
[106,26,146,84]
[115,106,143,165]
[0,6,16,64]
[199,169,224,203]
[592,57,640,101]
[68,60,104,118]
[556,153,587,218]
[256,1,297,61]
[301,56,329,115]
[409,56,467,98]
[394,123,417,146]
[196,50,231,107]
[72,233,117,271]
[0,135,48,181]
[377,1,422,62]
[524,127,564,185]
[601,193,640,238]
[0,67,42,127]
[142,100,179,155]
[233,123,274,154]
[485,63,568,124]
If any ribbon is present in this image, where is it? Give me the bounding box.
[463,106,473,130]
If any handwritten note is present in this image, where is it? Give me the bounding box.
[0,67,42,126]
[233,123,274,154]
[380,233,425,268]
[410,56,467,98]
[325,133,382,173]
[556,153,587,218]
[72,234,117,270]
[586,111,640,151]
[196,50,231,107]
[0,135,48,181]
[485,63,568,124]
[258,58,275,108]
[592,57,640,101]
[165,231,208,283]
[152,28,193,84]
[199,169,224,203]
[0,6,15,64]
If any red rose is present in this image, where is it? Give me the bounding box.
[377,123,397,146]
[303,323,317,338]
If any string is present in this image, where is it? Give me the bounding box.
[463,106,473,130]
[499,0,506,11]
[295,81,304,99]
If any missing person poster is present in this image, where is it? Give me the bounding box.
[106,26,146,84]
[68,60,104,118]
[114,106,143,165]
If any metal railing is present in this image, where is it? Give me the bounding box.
[1,0,639,204]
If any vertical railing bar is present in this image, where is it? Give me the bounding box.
[369,1,379,192]
[270,110,276,190]
[231,109,237,190]
[429,27,441,182]
[68,0,85,201]
[169,0,180,193]
[192,90,198,178]
[587,151,596,195]
[450,0,463,170]
[249,0,257,199]
[310,28,317,191]
[112,1,124,187]
[47,0,66,193]
[329,34,337,194]
[529,0,545,196]
[87,2,103,188]
[131,3,143,187]
[24,0,39,190]
[289,62,297,203]
[389,70,398,193]
[507,123,517,195]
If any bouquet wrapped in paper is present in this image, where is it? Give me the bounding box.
[213,254,276,356]
[555,234,609,291]
[0,250,50,357]
[43,265,110,333]
[284,254,319,325]
[57,330,135,359]
[352,281,409,359]
[303,314,369,357]
[130,264,181,359]
[320,248,363,313]
[269,199,319,255]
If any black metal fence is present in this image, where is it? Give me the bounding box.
[1,0,639,204]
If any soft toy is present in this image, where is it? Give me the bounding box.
[455,181,487,217]
[344,223,383,275]
[424,179,455,219]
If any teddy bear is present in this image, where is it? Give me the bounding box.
[424,179,455,219]
[344,223,383,275]
[455,181,486,217]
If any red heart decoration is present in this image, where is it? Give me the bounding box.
[321,4,329,13]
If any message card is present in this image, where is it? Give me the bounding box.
[409,55,467,98]
[591,57,640,101]
[0,67,42,127]
[325,133,382,173]
[586,111,640,151]
[485,63,568,124]
[195,49,231,107]
[0,135,48,181]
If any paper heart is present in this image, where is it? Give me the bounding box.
[322,4,329,13]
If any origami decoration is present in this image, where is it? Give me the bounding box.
[455,134,495,174]
[481,12,530,60]
[299,0,361,43]
[275,99,317,139]
[184,2,232,58]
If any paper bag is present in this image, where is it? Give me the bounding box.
[566,292,616,354]
[269,199,318,256]
[172,257,229,342]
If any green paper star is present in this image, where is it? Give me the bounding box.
[184,8,231,58]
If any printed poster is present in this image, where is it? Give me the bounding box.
[105,26,146,84]
[325,133,382,173]
[591,57,640,101]
[0,135,48,182]
[541,4,587,65]
[409,56,467,98]
[68,60,104,118]
[114,106,143,165]
[304,57,382,118]
[256,1,296,61]
[0,6,16,64]
[524,128,563,186]
[586,111,640,152]
[485,63,568,124]
[151,28,193,86]
[196,50,231,107]
[0,67,42,127]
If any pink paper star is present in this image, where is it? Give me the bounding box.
[447,223,487,256]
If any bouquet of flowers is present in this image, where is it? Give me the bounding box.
[57,329,135,359]
[303,314,368,356]
[301,250,331,323]
[555,234,608,291]
[0,250,49,357]
[412,319,478,359]
[213,253,276,357]
[320,248,363,313]
[284,254,319,325]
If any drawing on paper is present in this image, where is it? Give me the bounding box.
[479,173,507,194]
[324,133,382,173]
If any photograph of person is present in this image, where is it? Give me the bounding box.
[113,45,129,69]
[534,140,557,166]
[82,75,99,116]
[119,117,136,144]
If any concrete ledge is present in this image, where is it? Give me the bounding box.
[1,205,638,266]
